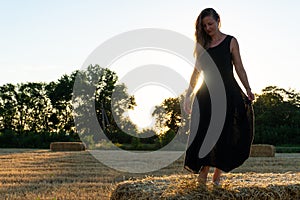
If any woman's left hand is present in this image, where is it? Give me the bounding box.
[247,89,255,101]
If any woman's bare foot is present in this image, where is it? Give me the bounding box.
[212,168,222,185]
[197,166,210,184]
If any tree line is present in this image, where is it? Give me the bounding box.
[252,86,300,146]
[0,65,299,149]
[153,86,300,148]
[0,65,166,149]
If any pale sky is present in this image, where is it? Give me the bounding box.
[1,0,299,129]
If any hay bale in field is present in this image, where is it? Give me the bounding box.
[50,142,86,151]
[250,144,275,157]
[110,174,300,200]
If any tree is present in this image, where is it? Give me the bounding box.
[0,84,18,131]
[72,64,137,147]
[253,86,300,145]
[152,95,189,145]
[46,72,77,133]
[17,82,52,133]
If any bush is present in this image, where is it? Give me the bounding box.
[275,146,300,153]
[0,129,81,148]
[0,129,17,148]
[253,125,300,146]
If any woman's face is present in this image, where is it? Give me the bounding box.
[201,16,219,36]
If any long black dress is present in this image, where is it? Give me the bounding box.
[184,35,254,173]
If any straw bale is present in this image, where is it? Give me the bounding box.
[50,142,86,151]
[250,144,275,157]
[110,174,300,200]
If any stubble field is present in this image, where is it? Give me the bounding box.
[0,149,299,200]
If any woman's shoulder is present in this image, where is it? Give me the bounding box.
[227,35,240,53]
[225,34,238,46]
[225,34,235,40]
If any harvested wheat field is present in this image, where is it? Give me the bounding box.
[0,149,299,200]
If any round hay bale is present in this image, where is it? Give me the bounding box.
[250,144,275,157]
[50,142,86,151]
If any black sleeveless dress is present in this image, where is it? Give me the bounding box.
[184,35,254,173]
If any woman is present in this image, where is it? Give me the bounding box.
[184,8,255,185]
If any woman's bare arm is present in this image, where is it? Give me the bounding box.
[184,60,201,114]
[231,37,251,90]
[231,37,255,100]
[186,63,201,97]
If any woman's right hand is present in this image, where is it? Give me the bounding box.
[184,96,192,114]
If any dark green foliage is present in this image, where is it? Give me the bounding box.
[0,64,298,152]
[0,65,137,149]
[275,146,300,153]
[253,86,300,146]
[159,129,176,147]
[72,65,137,148]
[152,95,189,143]
[0,130,80,148]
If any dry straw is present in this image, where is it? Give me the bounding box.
[250,144,275,157]
[50,142,86,151]
[111,173,300,200]
[1,149,299,199]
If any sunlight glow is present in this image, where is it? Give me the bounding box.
[109,49,194,130]
[127,84,176,130]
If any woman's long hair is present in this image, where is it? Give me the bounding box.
[194,8,220,56]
